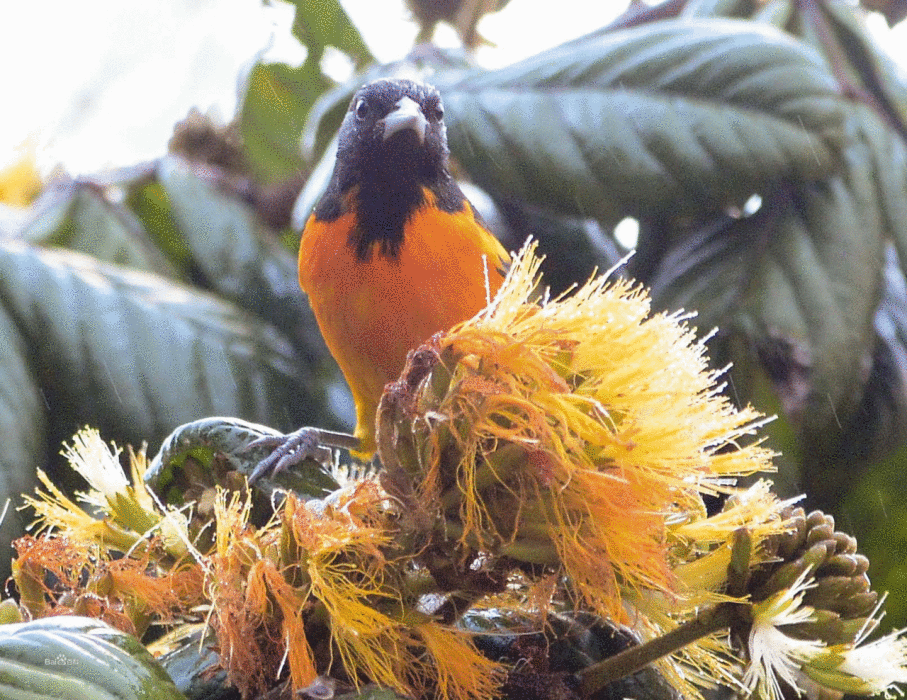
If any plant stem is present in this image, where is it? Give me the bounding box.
[575,602,742,698]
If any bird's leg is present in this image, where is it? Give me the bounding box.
[247,427,361,484]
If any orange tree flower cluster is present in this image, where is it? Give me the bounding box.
[8,241,906,700]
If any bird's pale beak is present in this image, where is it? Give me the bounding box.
[383,96,428,144]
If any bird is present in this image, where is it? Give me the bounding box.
[250,78,510,482]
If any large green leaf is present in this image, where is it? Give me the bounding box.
[752,0,795,28]
[288,0,373,69]
[681,0,765,19]
[867,246,907,456]
[157,157,353,435]
[156,156,327,363]
[20,178,176,276]
[736,181,881,505]
[813,244,907,501]
[438,18,847,221]
[0,616,186,700]
[125,178,191,275]
[496,200,625,295]
[741,117,884,469]
[816,0,907,130]
[0,305,44,579]
[796,242,907,577]
[646,105,886,503]
[860,105,907,267]
[238,0,373,183]
[645,209,769,328]
[0,239,317,451]
[239,60,327,183]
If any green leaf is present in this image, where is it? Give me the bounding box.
[238,0,372,184]
[646,106,885,501]
[646,210,769,329]
[641,210,814,491]
[153,627,229,700]
[753,0,795,28]
[680,0,755,19]
[0,616,186,700]
[0,304,44,580]
[818,0,907,130]
[858,106,907,266]
[438,18,847,221]
[238,61,326,183]
[156,156,329,365]
[300,78,359,164]
[125,179,191,275]
[738,156,882,497]
[0,239,317,450]
[20,180,176,277]
[293,131,340,230]
[864,246,907,458]
[721,333,805,497]
[496,201,625,295]
[287,0,373,68]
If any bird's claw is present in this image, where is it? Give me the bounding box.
[247,427,333,484]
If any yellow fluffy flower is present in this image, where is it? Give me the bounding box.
[379,240,777,622]
[23,428,186,558]
[206,480,503,700]
[0,144,42,207]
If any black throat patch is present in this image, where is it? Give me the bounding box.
[311,79,469,262]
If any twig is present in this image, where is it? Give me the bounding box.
[575,602,743,698]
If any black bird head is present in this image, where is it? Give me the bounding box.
[332,78,451,194]
[315,78,469,260]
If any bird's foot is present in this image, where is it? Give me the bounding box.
[246,427,361,484]
[247,428,334,484]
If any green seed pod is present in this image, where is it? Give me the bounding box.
[805,522,835,549]
[833,531,857,555]
[817,553,860,578]
[806,510,834,530]
[775,507,808,560]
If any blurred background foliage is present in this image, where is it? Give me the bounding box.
[2,0,907,624]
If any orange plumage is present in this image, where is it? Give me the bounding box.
[298,80,509,459]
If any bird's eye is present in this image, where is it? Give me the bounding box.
[355,99,369,120]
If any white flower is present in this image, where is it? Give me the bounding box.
[743,568,824,700]
[743,568,907,699]
[62,427,130,502]
[836,629,907,695]
[804,599,907,698]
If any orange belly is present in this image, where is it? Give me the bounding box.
[299,189,508,458]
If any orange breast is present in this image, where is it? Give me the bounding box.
[299,188,508,458]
